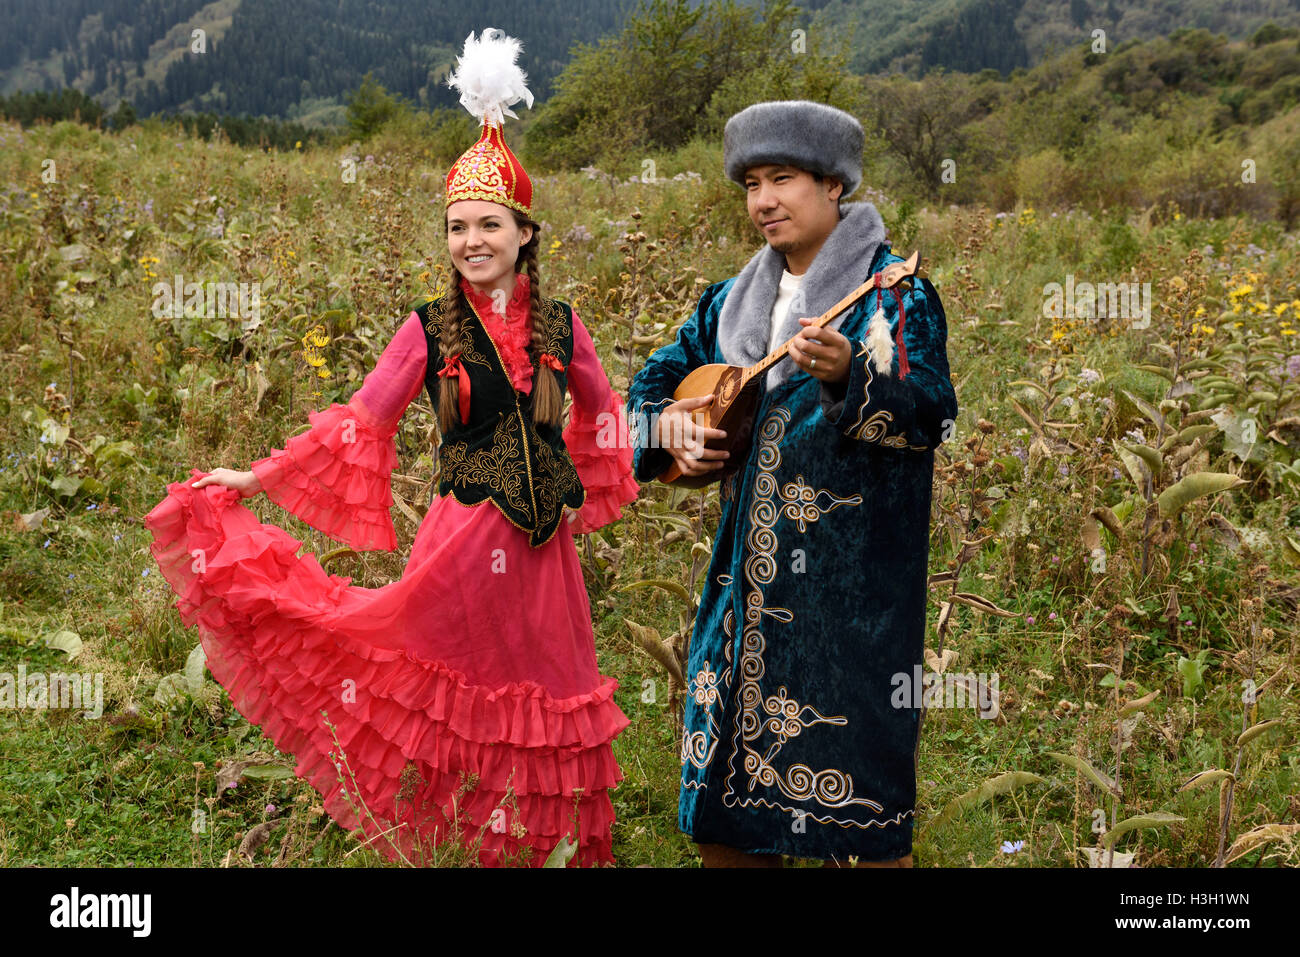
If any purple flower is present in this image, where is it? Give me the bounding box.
[1286,355,1300,380]
[1001,839,1025,854]
[1049,612,1057,620]
[1026,616,1035,625]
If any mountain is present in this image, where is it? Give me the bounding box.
[0,0,638,124]
[811,0,1300,76]
[3,0,1298,125]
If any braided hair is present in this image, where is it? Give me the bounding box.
[437,210,562,435]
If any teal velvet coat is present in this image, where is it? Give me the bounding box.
[626,242,959,860]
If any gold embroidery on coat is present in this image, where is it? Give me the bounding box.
[713,406,913,830]
[845,339,930,451]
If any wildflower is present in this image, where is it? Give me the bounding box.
[1048,612,1057,620]
[1079,368,1101,384]
[1001,840,1025,854]
[1026,616,1035,625]
[1184,619,1193,626]
[113,534,121,541]
[86,503,97,510]
[43,538,51,548]
[142,568,150,577]
[1051,555,1060,563]
[265,803,277,815]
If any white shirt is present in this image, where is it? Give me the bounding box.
[769,269,804,356]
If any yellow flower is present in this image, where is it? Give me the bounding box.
[295,141,302,149]
[1193,305,1206,317]
[1228,284,1253,301]
[1275,303,1288,316]
[316,367,332,378]
[1284,329,1297,336]
[1173,212,1182,221]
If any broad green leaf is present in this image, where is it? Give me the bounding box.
[1176,769,1234,793]
[241,764,295,780]
[183,642,207,693]
[1045,751,1120,797]
[45,630,83,660]
[542,835,577,868]
[924,770,1044,833]
[1236,719,1284,747]
[1157,472,1247,518]
[1101,812,1185,849]
[619,579,690,602]
[1122,443,1162,477]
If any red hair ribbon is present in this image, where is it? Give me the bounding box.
[436,354,472,423]
[538,353,565,373]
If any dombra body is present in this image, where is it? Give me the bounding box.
[659,250,921,487]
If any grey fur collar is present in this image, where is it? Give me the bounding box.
[717,201,886,390]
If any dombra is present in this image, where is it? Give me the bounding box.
[659,251,921,488]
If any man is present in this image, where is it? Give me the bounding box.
[627,100,959,867]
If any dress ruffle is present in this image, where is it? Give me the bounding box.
[249,398,399,553]
[144,473,628,866]
[563,390,640,534]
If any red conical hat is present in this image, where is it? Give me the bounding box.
[444,28,534,217]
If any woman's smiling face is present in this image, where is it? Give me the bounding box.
[446,200,533,296]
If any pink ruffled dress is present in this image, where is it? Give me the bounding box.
[144,276,640,867]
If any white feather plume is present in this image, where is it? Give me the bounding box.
[446,28,534,128]
[866,306,894,376]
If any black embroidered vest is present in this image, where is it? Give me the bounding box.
[416,292,586,547]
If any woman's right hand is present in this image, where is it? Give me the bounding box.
[191,468,262,498]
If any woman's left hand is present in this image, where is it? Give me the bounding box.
[789,317,852,384]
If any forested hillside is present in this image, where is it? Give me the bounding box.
[0,0,637,122]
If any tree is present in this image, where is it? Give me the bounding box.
[346,72,408,139]
[529,0,857,170]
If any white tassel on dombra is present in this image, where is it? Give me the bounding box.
[866,305,894,376]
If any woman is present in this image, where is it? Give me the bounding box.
[144,29,638,866]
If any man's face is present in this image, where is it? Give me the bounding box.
[744,165,842,258]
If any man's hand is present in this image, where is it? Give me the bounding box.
[789,317,852,383]
[657,394,730,478]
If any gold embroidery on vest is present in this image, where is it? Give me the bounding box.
[438,412,529,516]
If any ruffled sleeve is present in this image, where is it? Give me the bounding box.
[249,311,428,552]
[562,307,640,534]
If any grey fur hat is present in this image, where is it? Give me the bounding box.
[723,100,864,197]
